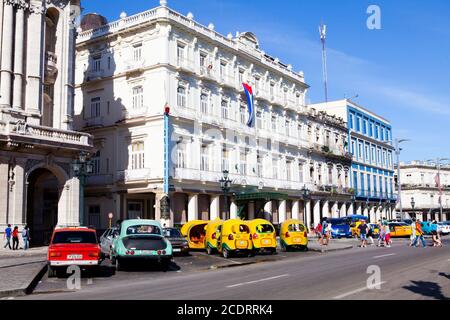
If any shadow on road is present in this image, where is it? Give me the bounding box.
[402,280,449,300]
[438,272,450,281]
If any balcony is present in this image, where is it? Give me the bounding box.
[123,106,149,119]
[218,74,236,89]
[124,59,146,72]
[176,58,195,73]
[199,66,216,81]
[85,69,105,82]
[86,174,114,186]
[44,51,58,85]
[84,117,104,128]
[117,168,152,183]
[0,120,93,152]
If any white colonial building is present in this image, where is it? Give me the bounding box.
[0,0,93,245]
[74,1,354,230]
[398,161,450,222]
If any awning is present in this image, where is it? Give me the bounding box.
[234,191,289,202]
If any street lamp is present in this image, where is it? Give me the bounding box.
[301,185,311,228]
[410,197,415,218]
[395,138,410,221]
[72,151,93,226]
[219,170,232,219]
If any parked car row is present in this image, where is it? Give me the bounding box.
[182,218,308,258]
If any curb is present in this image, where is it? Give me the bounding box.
[308,245,354,253]
[0,263,47,298]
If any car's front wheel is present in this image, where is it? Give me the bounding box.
[222,248,230,259]
[47,266,56,278]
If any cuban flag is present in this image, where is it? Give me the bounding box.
[242,83,255,127]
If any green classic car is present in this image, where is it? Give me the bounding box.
[110,219,173,271]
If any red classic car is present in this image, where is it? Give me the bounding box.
[47,226,102,277]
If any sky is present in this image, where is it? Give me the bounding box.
[81,0,450,162]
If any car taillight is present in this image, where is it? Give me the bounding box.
[89,252,99,257]
[228,234,234,241]
[304,231,307,237]
[285,232,290,238]
[162,250,166,255]
[157,250,162,255]
[126,250,135,255]
[212,233,216,240]
[49,252,61,258]
[252,233,258,240]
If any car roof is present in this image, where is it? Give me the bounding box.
[121,219,162,228]
[54,227,96,233]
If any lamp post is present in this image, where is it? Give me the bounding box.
[395,138,410,221]
[72,152,93,226]
[301,185,311,225]
[219,170,232,219]
[410,197,415,219]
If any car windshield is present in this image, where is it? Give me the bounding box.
[164,228,182,238]
[126,225,161,236]
[288,224,305,232]
[329,218,348,226]
[255,224,274,233]
[52,231,97,244]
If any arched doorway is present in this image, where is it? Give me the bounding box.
[26,168,61,246]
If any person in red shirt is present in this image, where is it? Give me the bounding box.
[12,226,19,250]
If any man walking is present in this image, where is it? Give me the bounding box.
[3,224,12,250]
[358,220,368,248]
[22,225,30,250]
[409,218,417,247]
[412,219,427,248]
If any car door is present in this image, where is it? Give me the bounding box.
[100,229,110,253]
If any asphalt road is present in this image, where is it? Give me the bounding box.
[21,238,450,300]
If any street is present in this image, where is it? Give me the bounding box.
[20,237,450,300]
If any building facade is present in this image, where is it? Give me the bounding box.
[74,1,355,230]
[311,99,397,221]
[398,161,450,222]
[0,0,93,245]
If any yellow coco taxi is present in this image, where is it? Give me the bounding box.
[248,219,277,254]
[181,220,208,250]
[204,218,223,255]
[280,219,308,251]
[217,219,253,259]
[389,222,413,238]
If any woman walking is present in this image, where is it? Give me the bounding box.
[12,226,19,250]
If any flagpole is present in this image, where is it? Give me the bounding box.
[319,23,328,103]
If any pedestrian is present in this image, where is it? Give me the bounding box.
[325,220,332,244]
[367,223,375,245]
[409,218,417,247]
[321,218,330,246]
[3,224,12,250]
[315,221,323,245]
[12,226,19,250]
[384,223,392,248]
[431,221,442,247]
[412,219,426,248]
[22,225,30,250]
[358,220,368,247]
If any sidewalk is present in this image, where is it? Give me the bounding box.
[307,239,355,252]
[0,247,48,298]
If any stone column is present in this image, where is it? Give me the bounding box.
[0,158,10,226]
[322,200,329,218]
[292,200,300,220]
[370,206,376,223]
[9,160,26,226]
[278,200,286,224]
[356,202,362,215]
[188,194,198,221]
[248,201,255,220]
[230,201,238,219]
[12,6,25,110]
[264,201,272,221]
[305,200,312,229]
[332,202,339,218]
[0,1,14,109]
[58,176,80,226]
[313,200,321,227]
[0,1,3,65]
[26,3,45,118]
[341,203,347,217]
[210,195,220,220]
[348,202,354,215]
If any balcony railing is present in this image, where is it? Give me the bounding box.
[176,58,195,73]
[125,59,146,72]
[117,168,152,182]
[85,69,105,82]
[123,106,149,119]
[0,120,93,148]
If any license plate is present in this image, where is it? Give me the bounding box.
[173,249,181,252]
[67,254,82,260]
[293,237,302,243]
[262,239,271,245]
[236,240,247,248]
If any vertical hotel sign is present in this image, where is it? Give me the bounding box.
[242,83,255,128]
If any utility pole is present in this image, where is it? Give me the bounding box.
[429,157,449,221]
[395,139,410,221]
[319,23,328,103]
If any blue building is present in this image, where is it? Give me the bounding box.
[310,99,397,221]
